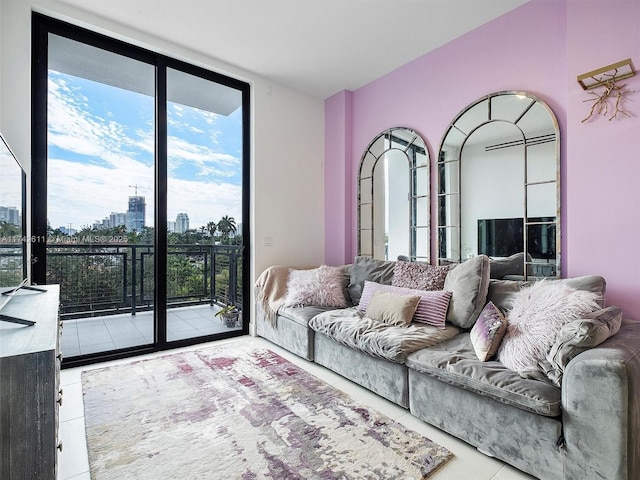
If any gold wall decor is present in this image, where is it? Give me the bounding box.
[578,58,636,122]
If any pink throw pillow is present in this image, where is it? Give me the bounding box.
[358,281,452,329]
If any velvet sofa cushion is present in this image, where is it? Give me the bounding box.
[487,275,607,313]
[539,305,623,386]
[443,255,491,329]
[347,256,396,305]
[277,305,342,328]
[489,252,531,279]
[308,307,461,363]
[406,333,562,417]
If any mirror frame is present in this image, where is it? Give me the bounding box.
[436,91,561,279]
[357,127,430,262]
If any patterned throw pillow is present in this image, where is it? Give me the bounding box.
[470,302,507,361]
[358,281,452,329]
[283,265,349,308]
[364,291,421,326]
[392,261,450,291]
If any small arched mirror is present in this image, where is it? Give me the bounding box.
[358,127,429,262]
[437,91,560,279]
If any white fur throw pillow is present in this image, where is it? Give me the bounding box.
[497,280,601,377]
[283,265,349,308]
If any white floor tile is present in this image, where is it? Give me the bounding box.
[59,382,84,422]
[57,417,89,480]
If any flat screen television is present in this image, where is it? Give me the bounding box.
[0,133,26,286]
[0,133,43,325]
[478,217,556,259]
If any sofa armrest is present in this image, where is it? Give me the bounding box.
[562,319,640,480]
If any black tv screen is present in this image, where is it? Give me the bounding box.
[478,217,555,259]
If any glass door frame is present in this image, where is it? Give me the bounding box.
[31,13,251,367]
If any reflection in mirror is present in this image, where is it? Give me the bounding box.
[437,91,560,279]
[358,127,429,262]
[0,134,26,287]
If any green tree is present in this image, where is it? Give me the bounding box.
[217,216,237,244]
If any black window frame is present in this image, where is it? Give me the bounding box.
[31,12,251,367]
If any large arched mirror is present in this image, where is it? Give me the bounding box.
[437,91,560,279]
[358,127,429,262]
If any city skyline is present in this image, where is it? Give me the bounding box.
[47,69,243,234]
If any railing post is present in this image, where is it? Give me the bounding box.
[203,246,208,303]
[122,247,128,312]
[229,247,237,306]
[210,245,216,305]
[131,245,137,316]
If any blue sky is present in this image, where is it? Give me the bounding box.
[47,70,243,232]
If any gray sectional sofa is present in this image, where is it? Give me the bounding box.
[255,255,640,480]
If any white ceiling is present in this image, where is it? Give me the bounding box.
[57,0,528,99]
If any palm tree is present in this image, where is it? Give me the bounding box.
[217,216,237,244]
[206,221,218,240]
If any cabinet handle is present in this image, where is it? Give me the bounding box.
[57,388,63,407]
[57,442,63,452]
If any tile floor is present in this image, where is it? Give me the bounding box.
[59,304,241,357]
[57,336,536,480]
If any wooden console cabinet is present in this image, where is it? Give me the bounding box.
[0,285,61,480]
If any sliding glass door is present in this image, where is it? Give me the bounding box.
[31,14,250,366]
[165,68,245,341]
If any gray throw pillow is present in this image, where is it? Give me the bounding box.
[540,305,623,386]
[487,275,607,312]
[347,256,395,305]
[443,255,490,329]
[490,252,529,279]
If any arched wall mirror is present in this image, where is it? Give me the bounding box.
[437,91,560,279]
[358,127,429,262]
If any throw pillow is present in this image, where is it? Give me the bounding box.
[364,291,421,326]
[392,261,450,291]
[487,275,607,313]
[470,302,508,361]
[347,256,396,305]
[540,305,623,386]
[442,255,491,329]
[283,265,349,308]
[358,280,452,329]
[489,252,529,279]
[497,280,602,377]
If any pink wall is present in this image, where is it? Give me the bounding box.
[324,90,353,265]
[565,0,640,319]
[325,0,640,320]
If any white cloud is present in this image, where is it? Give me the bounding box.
[47,73,243,231]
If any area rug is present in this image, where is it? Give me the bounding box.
[82,342,453,479]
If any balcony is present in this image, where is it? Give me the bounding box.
[1,242,243,358]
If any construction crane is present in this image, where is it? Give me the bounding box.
[128,184,147,196]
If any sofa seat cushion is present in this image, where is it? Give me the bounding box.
[277,305,339,327]
[405,333,561,417]
[308,307,461,363]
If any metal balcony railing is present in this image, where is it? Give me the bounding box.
[38,243,243,319]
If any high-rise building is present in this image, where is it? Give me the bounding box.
[127,196,146,233]
[175,213,189,233]
[0,206,20,227]
[110,212,127,228]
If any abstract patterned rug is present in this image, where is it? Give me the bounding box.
[82,342,452,479]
